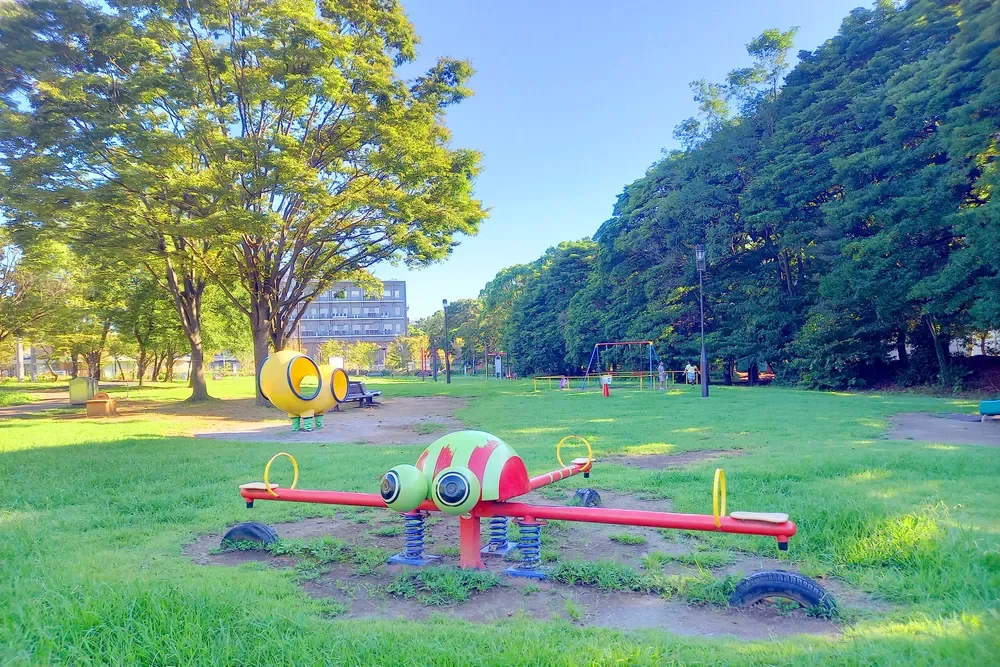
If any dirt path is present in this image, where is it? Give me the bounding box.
[604,449,745,470]
[888,412,1000,447]
[0,391,72,418]
[195,396,467,445]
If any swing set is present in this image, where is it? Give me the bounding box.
[581,341,663,390]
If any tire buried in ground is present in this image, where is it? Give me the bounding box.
[729,570,836,614]
[222,521,279,548]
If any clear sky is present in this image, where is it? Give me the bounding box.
[382,0,869,319]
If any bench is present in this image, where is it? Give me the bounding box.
[339,380,381,408]
[980,399,1000,423]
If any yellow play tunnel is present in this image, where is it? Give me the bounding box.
[258,349,350,418]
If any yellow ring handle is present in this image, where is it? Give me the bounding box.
[557,435,593,470]
[712,468,726,527]
[263,452,299,498]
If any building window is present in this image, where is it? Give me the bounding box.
[395,322,400,333]
[394,305,401,315]
[394,289,401,298]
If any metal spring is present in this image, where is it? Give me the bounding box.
[516,521,541,569]
[488,516,510,547]
[402,511,426,559]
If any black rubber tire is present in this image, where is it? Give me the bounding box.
[573,488,602,507]
[730,570,836,613]
[221,522,278,548]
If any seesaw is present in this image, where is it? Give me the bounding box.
[229,430,835,611]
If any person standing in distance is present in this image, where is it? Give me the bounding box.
[657,361,666,390]
[685,361,697,385]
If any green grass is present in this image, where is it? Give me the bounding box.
[0,388,32,406]
[550,559,738,606]
[387,566,503,605]
[609,532,648,545]
[1,376,999,664]
[412,421,447,435]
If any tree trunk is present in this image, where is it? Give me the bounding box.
[151,352,163,382]
[136,347,149,387]
[723,358,734,386]
[86,350,101,380]
[15,338,25,381]
[924,315,951,386]
[251,301,272,406]
[896,329,908,366]
[748,362,759,386]
[165,347,176,382]
[163,257,209,401]
[188,342,209,400]
[70,351,79,379]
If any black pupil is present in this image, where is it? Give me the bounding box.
[439,473,468,504]
[380,474,397,500]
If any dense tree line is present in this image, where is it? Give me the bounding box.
[478,0,999,387]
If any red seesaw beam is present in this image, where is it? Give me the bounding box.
[474,501,795,545]
[240,488,438,510]
[238,488,795,544]
[528,460,591,491]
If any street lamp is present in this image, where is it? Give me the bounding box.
[695,244,709,398]
[442,298,451,384]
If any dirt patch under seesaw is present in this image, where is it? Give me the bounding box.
[887,412,1000,447]
[186,489,859,640]
[603,449,745,470]
[194,396,467,446]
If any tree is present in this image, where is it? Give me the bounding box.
[502,240,597,374]
[346,341,380,374]
[0,0,487,405]
[319,340,349,365]
[0,233,69,346]
[473,3,999,391]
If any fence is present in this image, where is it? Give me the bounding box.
[532,371,701,392]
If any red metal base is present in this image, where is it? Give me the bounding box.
[458,516,484,569]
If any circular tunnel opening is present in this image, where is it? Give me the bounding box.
[287,355,322,401]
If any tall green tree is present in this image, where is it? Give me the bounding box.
[0,0,487,405]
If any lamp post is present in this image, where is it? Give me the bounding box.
[442,299,451,384]
[696,244,709,398]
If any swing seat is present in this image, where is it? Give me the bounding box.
[239,482,280,491]
[729,511,789,524]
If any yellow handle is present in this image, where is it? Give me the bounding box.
[263,452,299,498]
[713,468,726,527]
[556,435,593,470]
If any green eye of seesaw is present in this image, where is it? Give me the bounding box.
[379,465,428,512]
[431,466,481,515]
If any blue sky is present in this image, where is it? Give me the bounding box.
[384,1,869,319]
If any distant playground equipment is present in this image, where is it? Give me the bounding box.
[578,341,701,390]
[257,349,351,432]
[68,376,98,405]
[85,391,117,417]
[230,430,836,611]
[980,398,1000,423]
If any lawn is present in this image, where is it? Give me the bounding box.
[1,377,998,665]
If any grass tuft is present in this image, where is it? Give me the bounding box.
[387,566,503,605]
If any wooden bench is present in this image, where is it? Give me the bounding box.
[340,380,381,408]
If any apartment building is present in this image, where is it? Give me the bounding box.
[294,280,407,365]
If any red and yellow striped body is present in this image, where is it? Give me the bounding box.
[415,430,530,501]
